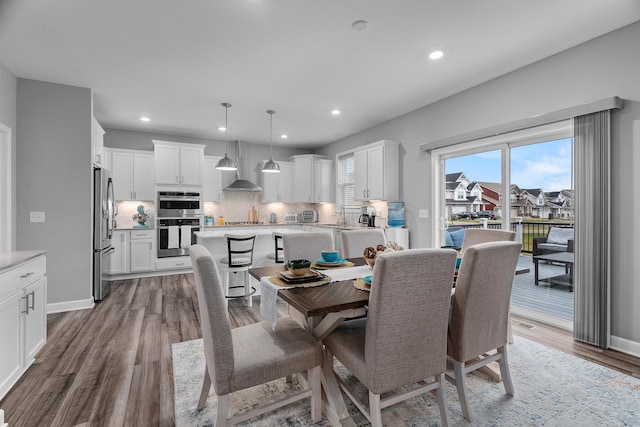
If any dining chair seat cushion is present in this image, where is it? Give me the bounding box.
[323,318,367,382]
[223,319,323,395]
[219,256,252,266]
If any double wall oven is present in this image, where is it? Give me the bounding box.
[157,191,202,258]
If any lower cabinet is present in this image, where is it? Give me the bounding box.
[0,254,47,401]
[110,231,129,274]
[109,229,155,275]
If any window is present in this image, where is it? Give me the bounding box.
[336,153,356,209]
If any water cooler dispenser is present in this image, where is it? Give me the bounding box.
[385,202,409,248]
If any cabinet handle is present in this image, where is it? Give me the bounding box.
[149,242,152,250]
[176,175,179,183]
[21,295,29,315]
[29,291,35,311]
[176,262,185,266]
[20,271,34,279]
[133,191,137,199]
[121,234,125,241]
[96,154,101,163]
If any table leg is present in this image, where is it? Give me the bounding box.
[321,347,357,427]
[534,258,539,285]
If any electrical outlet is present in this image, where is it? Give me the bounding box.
[30,211,45,223]
[419,209,429,218]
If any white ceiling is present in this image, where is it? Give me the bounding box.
[1,1,639,148]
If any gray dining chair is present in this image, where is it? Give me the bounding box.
[446,241,522,422]
[323,248,457,427]
[282,232,333,263]
[340,229,386,259]
[460,228,515,257]
[190,244,323,426]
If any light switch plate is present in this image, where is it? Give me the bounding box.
[419,209,429,218]
[30,211,45,223]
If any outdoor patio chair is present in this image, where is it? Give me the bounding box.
[533,227,574,256]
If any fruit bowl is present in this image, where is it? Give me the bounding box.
[286,259,312,276]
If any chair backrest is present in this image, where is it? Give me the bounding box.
[282,232,333,263]
[448,241,522,362]
[460,228,515,257]
[364,248,457,394]
[340,229,386,259]
[224,233,257,267]
[546,227,574,244]
[189,244,234,394]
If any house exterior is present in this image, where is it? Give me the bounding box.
[444,172,483,218]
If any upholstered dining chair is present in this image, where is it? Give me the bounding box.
[189,244,323,426]
[340,229,386,259]
[282,232,333,263]
[323,248,457,427]
[460,228,515,257]
[446,241,522,422]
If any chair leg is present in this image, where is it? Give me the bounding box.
[453,360,473,422]
[498,345,515,396]
[309,365,322,423]
[244,271,252,307]
[197,367,211,410]
[216,394,230,427]
[436,373,450,427]
[368,390,383,427]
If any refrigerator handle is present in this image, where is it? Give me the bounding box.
[107,177,115,240]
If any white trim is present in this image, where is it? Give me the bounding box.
[47,297,95,314]
[108,268,193,281]
[610,335,640,359]
[0,122,12,251]
[510,305,573,331]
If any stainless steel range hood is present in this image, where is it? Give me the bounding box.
[223,141,263,192]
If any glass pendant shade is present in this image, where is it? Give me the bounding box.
[262,109,281,173]
[216,102,238,171]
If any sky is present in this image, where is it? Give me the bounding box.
[445,138,572,192]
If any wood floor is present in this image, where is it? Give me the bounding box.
[2,274,639,426]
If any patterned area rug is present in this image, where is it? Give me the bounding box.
[173,335,640,426]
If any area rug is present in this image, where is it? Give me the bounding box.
[173,335,640,426]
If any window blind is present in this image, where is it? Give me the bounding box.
[337,153,356,208]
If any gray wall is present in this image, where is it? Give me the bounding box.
[17,79,92,305]
[316,21,640,345]
[104,128,310,185]
[0,61,17,249]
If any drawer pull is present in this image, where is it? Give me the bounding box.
[176,263,185,266]
[20,272,34,279]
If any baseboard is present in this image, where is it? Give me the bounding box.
[510,305,574,331]
[109,268,193,281]
[610,335,640,358]
[47,297,95,314]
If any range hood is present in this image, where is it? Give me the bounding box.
[223,141,263,192]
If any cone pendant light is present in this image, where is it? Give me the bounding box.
[261,109,281,173]
[216,102,238,171]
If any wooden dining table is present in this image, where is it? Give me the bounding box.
[249,258,368,427]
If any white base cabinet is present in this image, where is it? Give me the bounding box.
[109,230,156,274]
[110,230,129,274]
[0,254,47,401]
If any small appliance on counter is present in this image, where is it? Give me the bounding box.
[284,213,298,223]
[301,210,318,223]
[359,206,374,226]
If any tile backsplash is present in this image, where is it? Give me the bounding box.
[115,201,155,229]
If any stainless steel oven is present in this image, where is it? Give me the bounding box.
[157,217,201,258]
[157,191,202,217]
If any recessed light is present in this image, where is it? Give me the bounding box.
[281,134,288,139]
[218,126,226,131]
[331,109,341,116]
[351,20,368,31]
[428,50,444,60]
[140,117,150,122]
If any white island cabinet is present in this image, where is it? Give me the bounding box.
[0,251,47,401]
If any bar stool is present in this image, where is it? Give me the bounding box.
[266,232,284,264]
[219,233,257,306]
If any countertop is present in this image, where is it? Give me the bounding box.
[114,226,155,231]
[0,250,47,273]
[202,223,367,230]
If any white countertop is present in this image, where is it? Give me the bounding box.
[0,250,47,273]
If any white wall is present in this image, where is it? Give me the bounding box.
[316,21,640,347]
[17,79,93,307]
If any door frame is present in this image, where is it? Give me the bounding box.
[0,122,12,251]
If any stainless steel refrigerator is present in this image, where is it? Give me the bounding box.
[93,167,115,301]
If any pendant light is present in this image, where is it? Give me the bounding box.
[261,109,281,173]
[216,102,238,171]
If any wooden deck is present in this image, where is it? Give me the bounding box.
[511,255,574,321]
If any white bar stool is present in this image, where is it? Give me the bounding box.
[219,233,257,306]
[265,232,284,264]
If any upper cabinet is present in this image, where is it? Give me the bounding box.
[203,156,234,202]
[354,140,400,201]
[262,161,293,203]
[313,158,334,203]
[109,149,155,201]
[291,154,333,203]
[91,117,105,167]
[153,140,204,187]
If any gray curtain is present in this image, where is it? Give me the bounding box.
[573,111,610,348]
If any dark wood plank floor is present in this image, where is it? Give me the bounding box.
[2,274,639,426]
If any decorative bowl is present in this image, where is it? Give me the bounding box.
[364,256,376,269]
[321,250,340,262]
[287,259,312,276]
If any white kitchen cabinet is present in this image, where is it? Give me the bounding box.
[0,253,47,401]
[203,156,234,202]
[153,140,204,187]
[262,161,293,203]
[110,149,154,201]
[313,158,334,203]
[291,154,326,202]
[91,117,105,167]
[354,140,400,201]
[130,229,155,272]
[109,230,129,274]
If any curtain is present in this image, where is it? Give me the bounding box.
[573,111,611,348]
